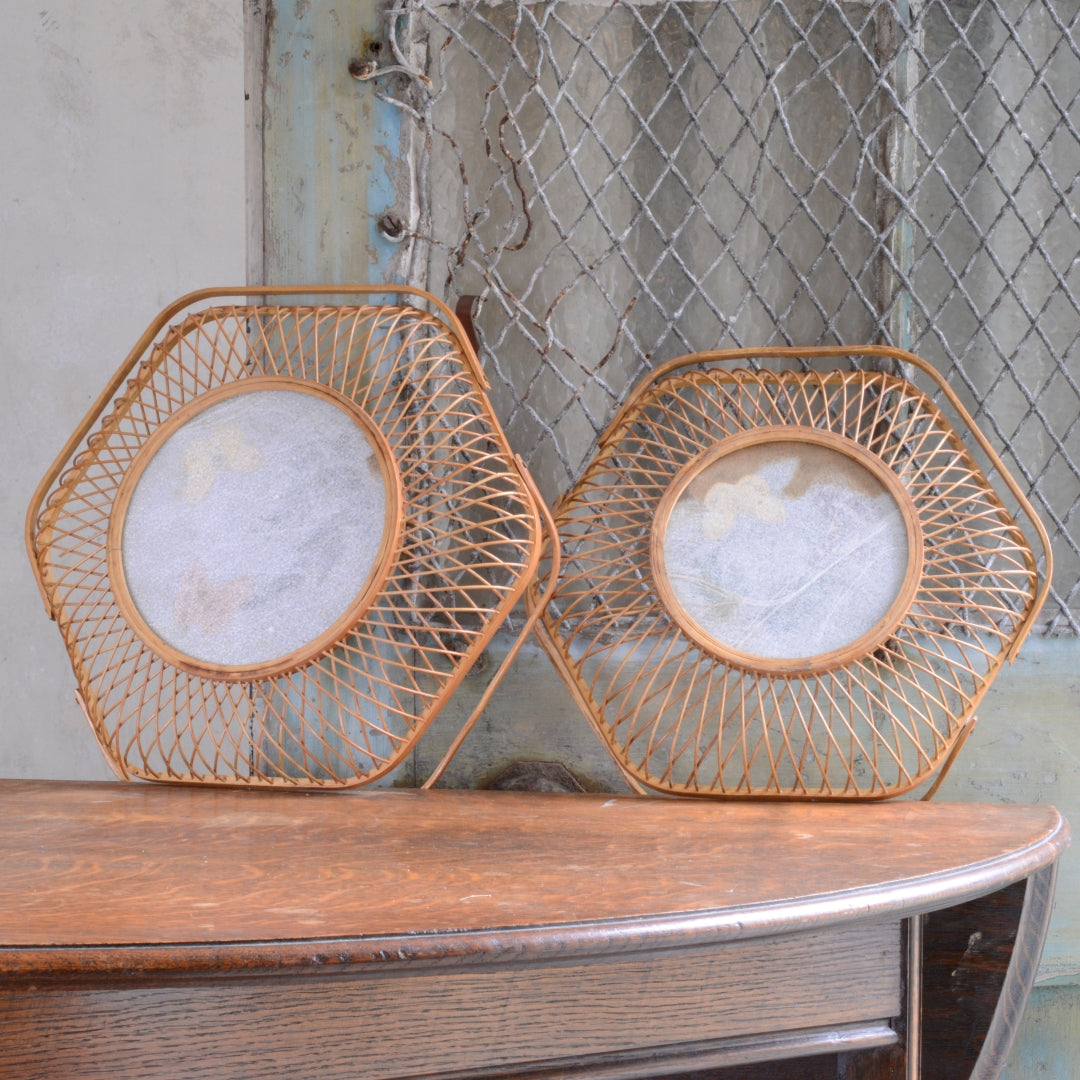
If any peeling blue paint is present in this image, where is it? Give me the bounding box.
[368,74,403,284]
[263,0,405,286]
[1002,985,1080,1079]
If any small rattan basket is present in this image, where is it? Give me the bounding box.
[531,346,1051,800]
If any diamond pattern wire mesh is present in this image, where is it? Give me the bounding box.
[375,0,1080,633]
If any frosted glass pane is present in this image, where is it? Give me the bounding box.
[121,386,389,667]
[659,440,909,661]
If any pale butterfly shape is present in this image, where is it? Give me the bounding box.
[174,560,254,637]
[701,473,786,539]
[182,424,263,504]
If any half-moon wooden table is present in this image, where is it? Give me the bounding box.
[0,780,1068,1080]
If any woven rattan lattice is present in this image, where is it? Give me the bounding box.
[531,346,1051,799]
[27,286,548,789]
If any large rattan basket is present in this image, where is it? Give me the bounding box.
[28,286,549,789]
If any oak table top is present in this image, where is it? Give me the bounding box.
[0,779,1068,977]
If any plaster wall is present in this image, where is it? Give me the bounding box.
[0,1,247,780]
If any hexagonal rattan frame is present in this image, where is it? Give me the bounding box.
[28,286,549,789]
[530,346,1052,800]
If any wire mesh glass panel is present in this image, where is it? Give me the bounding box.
[374,0,1080,632]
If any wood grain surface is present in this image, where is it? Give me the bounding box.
[0,781,1069,1080]
[0,924,899,1079]
[0,780,1067,977]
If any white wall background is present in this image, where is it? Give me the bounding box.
[0,2,247,778]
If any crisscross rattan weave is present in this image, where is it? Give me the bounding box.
[27,287,543,788]
[532,347,1050,798]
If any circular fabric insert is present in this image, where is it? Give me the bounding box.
[121,385,390,668]
[659,439,910,661]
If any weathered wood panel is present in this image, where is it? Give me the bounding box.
[0,782,1064,965]
[1,780,1067,1080]
[0,924,899,1080]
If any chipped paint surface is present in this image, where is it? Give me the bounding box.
[263,0,406,285]
[1002,985,1080,1079]
[934,637,1080,988]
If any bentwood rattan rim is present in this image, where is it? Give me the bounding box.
[106,376,405,683]
[651,424,925,677]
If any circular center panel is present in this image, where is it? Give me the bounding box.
[652,428,920,672]
[112,379,400,677]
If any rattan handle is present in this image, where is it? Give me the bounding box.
[421,457,560,789]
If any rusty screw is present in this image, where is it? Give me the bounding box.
[377,211,407,243]
[348,57,378,80]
